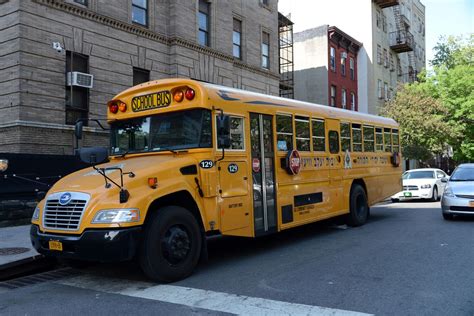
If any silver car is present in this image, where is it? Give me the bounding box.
[441,163,474,220]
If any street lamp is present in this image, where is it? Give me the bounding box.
[0,159,8,172]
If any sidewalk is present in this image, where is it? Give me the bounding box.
[0,225,44,279]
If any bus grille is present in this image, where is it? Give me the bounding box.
[403,185,418,191]
[43,199,87,231]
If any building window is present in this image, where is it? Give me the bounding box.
[295,116,310,151]
[341,89,347,109]
[330,85,336,106]
[233,18,242,59]
[341,54,346,76]
[382,14,387,32]
[376,9,381,28]
[276,114,293,151]
[133,67,150,86]
[377,45,382,64]
[73,0,88,5]
[132,0,147,26]
[389,53,395,71]
[262,31,270,69]
[384,82,388,101]
[383,48,388,68]
[312,119,325,152]
[330,46,336,71]
[349,57,355,80]
[65,52,89,126]
[260,0,270,6]
[377,79,382,99]
[198,0,210,46]
[351,92,356,111]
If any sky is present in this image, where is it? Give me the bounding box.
[423,0,473,67]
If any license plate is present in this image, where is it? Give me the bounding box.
[403,192,412,197]
[49,240,63,251]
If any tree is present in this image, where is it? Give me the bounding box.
[381,84,458,161]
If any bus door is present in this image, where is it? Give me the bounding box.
[250,113,277,236]
[326,118,344,212]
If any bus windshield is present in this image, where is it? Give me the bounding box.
[110,109,212,155]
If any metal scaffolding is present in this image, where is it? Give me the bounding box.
[278,12,294,99]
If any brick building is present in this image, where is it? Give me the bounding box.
[0,0,280,155]
[293,25,362,110]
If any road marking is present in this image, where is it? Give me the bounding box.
[57,274,372,316]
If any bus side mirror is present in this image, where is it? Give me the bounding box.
[79,147,108,165]
[217,114,231,149]
[75,121,83,140]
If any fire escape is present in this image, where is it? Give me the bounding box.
[278,13,294,99]
[375,0,417,83]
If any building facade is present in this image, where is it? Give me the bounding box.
[293,25,361,111]
[0,0,280,155]
[279,0,426,114]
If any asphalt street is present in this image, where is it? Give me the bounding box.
[1,201,473,315]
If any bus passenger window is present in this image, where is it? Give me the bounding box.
[384,128,392,152]
[217,116,244,150]
[276,114,293,151]
[295,116,310,151]
[392,129,400,152]
[363,125,375,152]
[352,123,362,152]
[340,122,351,152]
[329,131,339,154]
[312,119,325,152]
[375,127,384,151]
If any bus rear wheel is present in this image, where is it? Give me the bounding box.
[139,206,202,283]
[346,184,369,227]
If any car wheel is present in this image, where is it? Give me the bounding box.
[430,186,438,202]
[442,213,454,220]
[346,184,369,227]
[139,206,202,283]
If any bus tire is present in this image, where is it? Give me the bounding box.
[346,184,369,227]
[139,206,202,283]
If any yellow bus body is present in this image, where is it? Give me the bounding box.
[30,78,402,281]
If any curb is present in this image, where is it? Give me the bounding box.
[0,254,56,281]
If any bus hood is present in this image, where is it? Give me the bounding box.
[47,154,198,195]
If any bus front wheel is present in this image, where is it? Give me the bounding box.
[139,206,202,283]
[346,184,369,227]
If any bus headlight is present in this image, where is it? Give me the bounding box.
[92,209,140,223]
[32,206,40,221]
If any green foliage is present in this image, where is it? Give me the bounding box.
[383,34,474,162]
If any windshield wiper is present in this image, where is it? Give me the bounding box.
[157,147,188,154]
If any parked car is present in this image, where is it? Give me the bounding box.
[391,168,448,202]
[441,163,474,220]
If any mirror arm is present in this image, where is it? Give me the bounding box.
[216,147,225,162]
[93,165,121,189]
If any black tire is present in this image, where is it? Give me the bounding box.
[346,184,369,227]
[442,213,454,220]
[139,206,202,283]
[431,186,438,202]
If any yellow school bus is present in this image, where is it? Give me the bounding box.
[30,78,402,282]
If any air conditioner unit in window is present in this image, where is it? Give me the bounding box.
[67,72,93,88]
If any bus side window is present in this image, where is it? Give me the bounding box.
[384,127,392,152]
[340,122,351,152]
[352,123,363,152]
[392,129,399,152]
[329,131,339,154]
[363,125,375,152]
[276,114,293,151]
[375,127,384,151]
[312,118,325,152]
[295,116,310,151]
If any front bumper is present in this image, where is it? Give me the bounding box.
[441,196,474,214]
[392,188,432,200]
[30,225,142,262]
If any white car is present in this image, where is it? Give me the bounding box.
[391,168,448,202]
